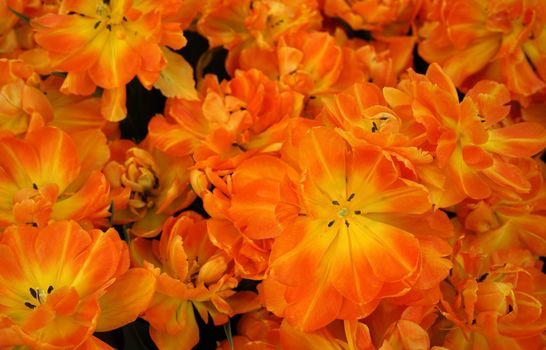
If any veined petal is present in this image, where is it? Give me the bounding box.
[351,216,420,282]
[330,223,383,304]
[347,144,399,209]
[70,229,126,297]
[33,15,100,54]
[361,179,431,215]
[270,220,335,288]
[283,275,343,332]
[298,127,347,201]
[88,31,140,89]
[34,222,92,286]
[25,127,81,194]
[484,122,546,158]
[0,136,39,189]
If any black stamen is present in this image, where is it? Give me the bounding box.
[332,200,340,206]
[476,273,488,282]
[94,21,101,29]
[345,220,350,227]
[29,288,37,299]
[47,286,54,294]
[354,210,361,215]
[327,220,335,227]
[106,24,112,31]
[347,193,355,201]
[25,302,36,309]
[371,121,378,133]
[32,183,38,190]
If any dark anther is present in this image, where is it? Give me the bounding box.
[327,220,335,227]
[67,11,77,15]
[371,121,378,133]
[29,288,37,299]
[32,183,38,190]
[106,24,112,31]
[476,273,488,282]
[345,220,350,227]
[347,193,355,201]
[332,200,340,206]
[47,286,54,294]
[123,16,128,21]
[354,210,361,215]
[94,21,101,29]
[25,302,36,309]
[379,116,388,120]
[471,319,476,325]
[297,213,307,216]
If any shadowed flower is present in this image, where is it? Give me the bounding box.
[439,248,546,349]
[418,0,546,99]
[197,0,322,75]
[104,138,195,237]
[131,212,260,349]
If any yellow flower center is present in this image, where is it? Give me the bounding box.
[25,286,54,309]
[327,193,362,228]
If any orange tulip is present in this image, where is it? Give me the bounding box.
[0,220,156,349]
[31,0,198,121]
[0,126,111,229]
[131,212,260,349]
[197,0,322,75]
[103,138,195,237]
[385,64,546,206]
[322,0,422,34]
[418,0,546,98]
[216,309,282,350]
[265,126,449,331]
[439,248,546,349]
[149,69,303,174]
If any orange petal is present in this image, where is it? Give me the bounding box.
[96,268,156,331]
[353,216,420,282]
[154,47,198,100]
[101,86,127,122]
[88,33,140,89]
[299,127,348,200]
[25,127,81,193]
[484,122,546,158]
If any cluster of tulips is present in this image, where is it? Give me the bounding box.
[1,0,546,349]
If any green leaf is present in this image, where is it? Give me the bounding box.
[223,321,234,350]
[8,7,30,24]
